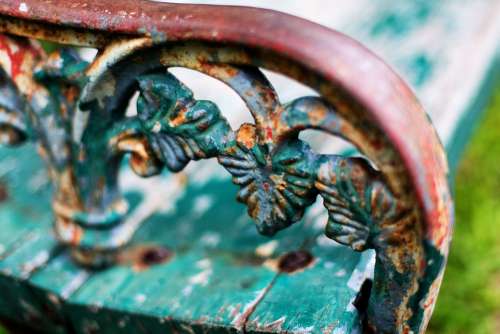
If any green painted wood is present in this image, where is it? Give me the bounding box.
[245,247,373,333]
[66,176,278,333]
[0,145,59,331]
[0,146,366,332]
[0,0,498,333]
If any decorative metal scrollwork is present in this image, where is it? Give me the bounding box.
[114,68,408,248]
[0,34,411,263]
[0,19,451,331]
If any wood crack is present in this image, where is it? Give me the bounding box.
[234,274,278,333]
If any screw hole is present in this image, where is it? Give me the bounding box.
[278,250,314,273]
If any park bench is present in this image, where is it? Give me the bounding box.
[0,0,498,333]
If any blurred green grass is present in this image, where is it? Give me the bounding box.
[0,86,498,334]
[428,83,500,334]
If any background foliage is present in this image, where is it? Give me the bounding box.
[428,84,500,334]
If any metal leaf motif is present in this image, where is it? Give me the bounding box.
[315,156,405,251]
[219,124,318,236]
[136,73,232,172]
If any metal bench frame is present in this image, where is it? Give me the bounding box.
[0,1,453,333]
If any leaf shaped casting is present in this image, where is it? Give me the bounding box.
[136,73,232,172]
[316,156,411,251]
[219,124,318,235]
[130,71,407,242]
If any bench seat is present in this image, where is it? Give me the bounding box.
[0,144,372,333]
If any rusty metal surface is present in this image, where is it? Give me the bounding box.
[0,0,451,246]
[0,1,453,333]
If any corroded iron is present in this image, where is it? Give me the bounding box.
[0,1,453,333]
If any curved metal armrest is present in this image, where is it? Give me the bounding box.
[0,1,453,333]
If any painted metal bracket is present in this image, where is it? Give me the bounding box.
[0,1,453,333]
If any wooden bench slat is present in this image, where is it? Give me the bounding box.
[63,168,365,332]
[246,248,374,333]
[0,145,61,330]
[0,146,368,332]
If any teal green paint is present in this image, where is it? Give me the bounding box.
[370,1,433,38]
[408,241,445,333]
[246,234,371,333]
[137,73,234,172]
[0,145,59,331]
[0,145,366,332]
[407,54,433,87]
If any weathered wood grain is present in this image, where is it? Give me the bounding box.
[0,150,367,332]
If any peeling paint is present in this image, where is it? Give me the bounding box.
[18,3,28,13]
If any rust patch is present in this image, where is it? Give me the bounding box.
[115,134,162,177]
[0,181,8,202]
[140,246,172,266]
[277,250,314,273]
[232,252,267,267]
[169,109,186,127]
[118,244,173,271]
[236,123,256,149]
[308,103,328,125]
